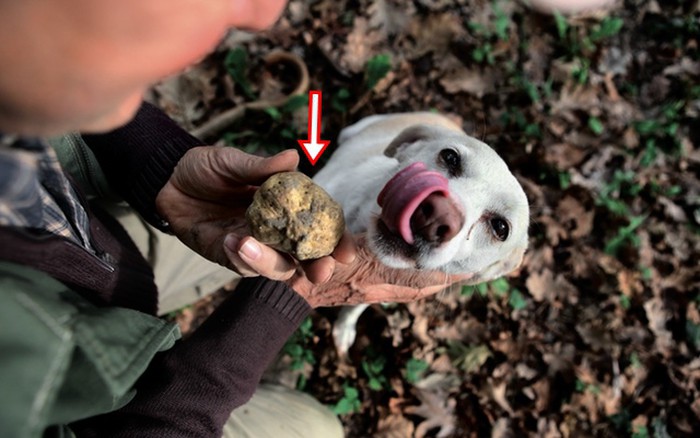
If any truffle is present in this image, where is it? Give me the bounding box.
[246,171,345,260]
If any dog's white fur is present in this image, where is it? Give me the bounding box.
[314,112,529,283]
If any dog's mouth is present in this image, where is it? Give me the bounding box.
[377,162,450,245]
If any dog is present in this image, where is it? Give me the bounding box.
[313,112,529,285]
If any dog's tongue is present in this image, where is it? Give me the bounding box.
[377,162,450,244]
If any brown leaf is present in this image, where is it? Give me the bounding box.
[644,297,674,356]
[368,0,412,37]
[524,33,553,83]
[342,17,383,73]
[556,195,595,239]
[536,215,568,246]
[149,63,217,129]
[490,380,515,416]
[439,68,495,97]
[523,245,555,273]
[531,378,551,413]
[491,418,514,438]
[407,14,464,58]
[544,143,588,169]
[375,413,415,438]
[404,389,456,438]
[526,269,557,302]
[536,418,562,438]
[526,269,578,303]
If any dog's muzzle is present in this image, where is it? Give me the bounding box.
[377,162,463,246]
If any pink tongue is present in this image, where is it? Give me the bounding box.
[377,162,450,244]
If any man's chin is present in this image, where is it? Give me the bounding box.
[78,98,143,134]
[0,98,143,137]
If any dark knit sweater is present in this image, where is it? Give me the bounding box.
[0,103,311,436]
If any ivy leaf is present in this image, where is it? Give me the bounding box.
[589,117,604,135]
[224,47,256,99]
[554,12,568,40]
[365,54,392,90]
[405,358,430,384]
[509,289,528,310]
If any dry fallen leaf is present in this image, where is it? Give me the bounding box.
[439,67,495,97]
[342,17,384,73]
[375,413,415,438]
[644,297,675,356]
[404,388,456,438]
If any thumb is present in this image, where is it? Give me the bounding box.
[220,148,300,184]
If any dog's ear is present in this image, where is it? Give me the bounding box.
[383,125,439,157]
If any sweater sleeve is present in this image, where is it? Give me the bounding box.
[70,277,311,437]
[81,102,202,231]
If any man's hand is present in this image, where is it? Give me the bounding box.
[287,235,473,308]
[155,146,354,283]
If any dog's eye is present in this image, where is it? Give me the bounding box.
[490,217,510,241]
[439,148,461,176]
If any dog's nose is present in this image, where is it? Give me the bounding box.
[410,193,463,245]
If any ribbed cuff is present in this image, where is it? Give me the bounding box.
[241,277,311,326]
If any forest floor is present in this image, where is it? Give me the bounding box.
[158,1,700,436]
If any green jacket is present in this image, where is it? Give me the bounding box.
[0,263,180,437]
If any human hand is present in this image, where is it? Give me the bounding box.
[156,146,355,283]
[287,235,473,308]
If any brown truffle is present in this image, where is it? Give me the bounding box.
[246,171,345,260]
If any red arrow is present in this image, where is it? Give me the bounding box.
[297,90,330,166]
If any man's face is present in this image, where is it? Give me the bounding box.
[0,0,287,135]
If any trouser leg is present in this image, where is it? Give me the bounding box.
[105,203,239,315]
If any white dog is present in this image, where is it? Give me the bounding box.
[313,112,529,285]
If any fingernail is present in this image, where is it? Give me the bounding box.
[240,239,262,260]
[224,234,239,252]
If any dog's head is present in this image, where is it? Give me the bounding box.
[368,124,529,283]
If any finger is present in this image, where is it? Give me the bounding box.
[302,256,335,285]
[221,235,263,277]
[224,235,297,281]
[219,148,300,184]
[332,231,357,264]
[363,284,445,304]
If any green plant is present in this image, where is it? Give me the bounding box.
[224,47,256,99]
[596,170,642,217]
[223,93,308,155]
[588,116,604,135]
[631,425,649,438]
[619,294,631,310]
[575,378,601,395]
[446,342,492,373]
[500,106,542,140]
[554,15,623,84]
[462,278,528,310]
[509,288,528,310]
[281,317,316,389]
[472,43,495,65]
[686,319,700,350]
[361,347,389,391]
[629,352,642,369]
[604,215,646,256]
[365,54,392,90]
[634,100,685,166]
[332,383,362,415]
[331,88,351,113]
[558,171,572,190]
[467,0,511,65]
[404,358,430,384]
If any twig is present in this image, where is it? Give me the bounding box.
[191,50,310,141]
